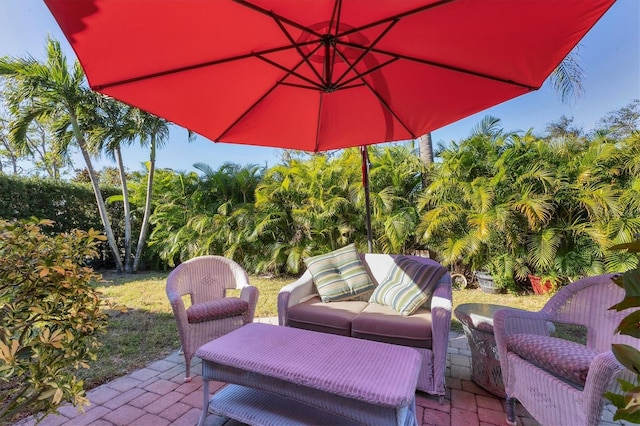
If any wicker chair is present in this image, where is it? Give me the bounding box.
[166,256,259,381]
[493,274,638,426]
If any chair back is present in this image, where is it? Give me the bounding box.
[542,274,638,351]
[166,255,250,304]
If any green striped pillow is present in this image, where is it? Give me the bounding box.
[369,256,447,316]
[304,244,375,302]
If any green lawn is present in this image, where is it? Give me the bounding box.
[83,271,553,389]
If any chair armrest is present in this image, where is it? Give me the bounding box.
[430,272,452,393]
[277,270,317,326]
[493,307,553,389]
[240,286,259,323]
[166,289,190,346]
[584,350,626,397]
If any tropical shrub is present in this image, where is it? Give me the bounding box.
[605,237,640,423]
[0,219,109,423]
[418,117,640,289]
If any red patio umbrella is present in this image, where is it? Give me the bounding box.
[44,0,615,250]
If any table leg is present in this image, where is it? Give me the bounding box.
[198,379,210,426]
[396,398,418,426]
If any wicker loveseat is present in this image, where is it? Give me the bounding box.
[277,252,452,399]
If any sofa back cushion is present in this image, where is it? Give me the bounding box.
[304,244,376,302]
[369,256,447,316]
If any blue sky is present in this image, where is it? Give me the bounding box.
[1,0,638,175]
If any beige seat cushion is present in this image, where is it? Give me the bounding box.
[287,296,368,336]
[351,303,433,349]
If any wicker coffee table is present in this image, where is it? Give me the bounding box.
[454,303,507,397]
[196,323,421,426]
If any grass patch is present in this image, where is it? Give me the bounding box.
[85,272,576,390]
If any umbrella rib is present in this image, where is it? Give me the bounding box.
[215,82,280,142]
[341,42,539,91]
[333,19,398,88]
[315,92,324,152]
[280,82,326,90]
[233,0,323,38]
[333,49,416,138]
[270,16,324,85]
[335,58,399,90]
[92,42,315,91]
[216,54,315,141]
[255,52,324,90]
[328,0,343,85]
[338,0,456,39]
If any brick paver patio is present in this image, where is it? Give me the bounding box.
[15,317,627,426]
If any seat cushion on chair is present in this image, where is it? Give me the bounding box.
[369,256,447,316]
[304,244,376,302]
[352,303,433,349]
[187,297,249,323]
[507,334,598,387]
[287,296,368,336]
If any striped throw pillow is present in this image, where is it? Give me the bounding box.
[369,256,447,316]
[304,244,375,302]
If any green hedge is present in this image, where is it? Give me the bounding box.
[0,174,124,267]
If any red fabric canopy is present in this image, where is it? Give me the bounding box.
[44,0,615,151]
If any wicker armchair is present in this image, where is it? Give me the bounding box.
[494,274,638,426]
[166,256,259,381]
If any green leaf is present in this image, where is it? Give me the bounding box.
[612,344,640,374]
[606,390,628,409]
[611,296,640,312]
[610,241,640,252]
[617,311,640,338]
[620,379,640,392]
[623,269,640,296]
[105,194,124,204]
[613,408,640,423]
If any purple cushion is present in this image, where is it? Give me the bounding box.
[287,296,368,336]
[186,297,249,323]
[507,334,598,387]
[352,303,433,349]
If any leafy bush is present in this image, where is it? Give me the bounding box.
[0,219,109,423]
[0,174,124,268]
[606,237,640,423]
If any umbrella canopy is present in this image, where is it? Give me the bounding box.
[44,0,614,152]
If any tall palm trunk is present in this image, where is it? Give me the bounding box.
[418,132,434,187]
[70,111,124,272]
[115,146,132,272]
[133,133,156,272]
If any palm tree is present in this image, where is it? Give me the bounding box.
[0,38,124,272]
[131,109,171,272]
[143,169,201,267]
[87,94,137,271]
[367,144,423,253]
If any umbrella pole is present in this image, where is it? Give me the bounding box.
[360,145,373,253]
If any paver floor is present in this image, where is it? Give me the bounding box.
[15,317,626,426]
